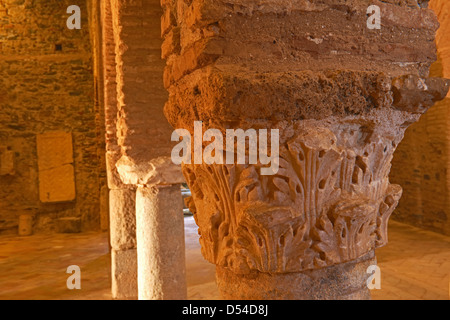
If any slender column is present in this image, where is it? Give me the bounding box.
[136,185,186,300]
[162,0,450,299]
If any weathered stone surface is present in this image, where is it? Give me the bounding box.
[136,185,186,300]
[36,131,74,171]
[38,165,76,203]
[183,118,406,274]
[391,75,450,113]
[216,251,376,300]
[101,0,141,301]
[110,0,175,164]
[165,69,449,131]
[106,151,131,190]
[109,189,136,251]
[111,249,138,300]
[108,0,188,301]
[162,0,439,91]
[116,155,185,186]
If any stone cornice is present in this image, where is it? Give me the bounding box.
[165,69,450,130]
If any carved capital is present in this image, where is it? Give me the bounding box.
[183,116,419,274]
[178,69,449,274]
[161,0,450,279]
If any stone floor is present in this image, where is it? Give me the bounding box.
[0,217,448,300]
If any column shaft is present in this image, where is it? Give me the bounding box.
[136,185,186,300]
[109,188,137,299]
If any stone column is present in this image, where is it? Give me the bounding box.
[162,0,450,299]
[136,185,186,300]
[101,0,137,300]
[117,156,187,300]
[108,0,184,300]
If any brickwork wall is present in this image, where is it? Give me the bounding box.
[110,0,174,163]
[391,0,450,235]
[0,0,104,233]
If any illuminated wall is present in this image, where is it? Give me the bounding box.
[0,0,105,233]
[391,0,450,235]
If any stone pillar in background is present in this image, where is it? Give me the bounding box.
[162,0,450,299]
[109,0,186,300]
[117,156,187,300]
[101,0,137,300]
[136,185,186,300]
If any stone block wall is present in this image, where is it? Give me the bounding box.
[391,0,450,236]
[0,0,105,234]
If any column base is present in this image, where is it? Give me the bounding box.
[216,252,376,300]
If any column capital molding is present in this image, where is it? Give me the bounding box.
[116,155,184,187]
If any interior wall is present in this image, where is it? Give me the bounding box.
[0,0,105,233]
[390,0,450,235]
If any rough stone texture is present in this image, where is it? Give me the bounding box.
[136,185,186,300]
[109,189,136,251]
[391,0,450,236]
[101,0,139,300]
[111,248,138,300]
[216,251,376,300]
[0,0,106,233]
[162,0,450,299]
[183,118,411,274]
[109,188,138,298]
[162,0,438,89]
[107,0,187,301]
[101,0,128,191]
[116,155,184,186]
[109,0,176,164]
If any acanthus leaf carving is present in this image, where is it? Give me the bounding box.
[182,123,405,274]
